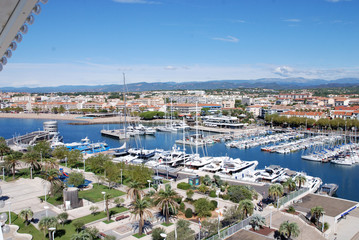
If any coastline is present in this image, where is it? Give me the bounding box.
[0,112,166,125]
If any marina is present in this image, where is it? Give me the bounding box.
[2,118,359,202]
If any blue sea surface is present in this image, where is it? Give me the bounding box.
[1,118,359,202]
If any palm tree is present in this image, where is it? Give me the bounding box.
[4,153,21,179]
[295,175,306,189]
[154,184,179,224]
[311,206,324,227]
[70,231,93,240]
[43,157,59,171]
[250,214,266,231]
[38,216,57,238]
[19,208,34,225]
[279,221,300,239]
[42,168,62,197]
[0,137,10,160]
[104,193,112,222]
[23,151,41,174]
[127,181,144,201]
[282,178,296,192]
[131,198,153,235]
[238,199,254,218]
[268,184,284,204]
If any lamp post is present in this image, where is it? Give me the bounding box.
[48,227,56,240]
[44,206,49,217]
[322,212,325,233]
[215,210,221,239]
[120,169,123,186]
[7,202,11,224]
[147,180,151,191]
[160,233,167,240]
[169,179,174,188]
[44,184,47,203]
[30,167,33,179]
[83,157,86,172]
[102,192,106,212]
[2,167,4,182]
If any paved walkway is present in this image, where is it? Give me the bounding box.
[266,211,326,240]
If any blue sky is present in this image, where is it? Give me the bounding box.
[1,0,359,87]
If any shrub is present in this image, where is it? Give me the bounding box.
[180,202,185,212]
[324,222,329,231]
[227,185,253,203]
[287,206,296,214]
[177,182,191,190]
[152,227,166,240]
[185,208,193,218]
[209,190,217,198]
[194,198,212,218]
[186,189,194,200]
[219,194,230,200]
[210,200,218,210]
[174,197,182,204]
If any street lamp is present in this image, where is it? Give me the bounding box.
[2,167,4,182]
[215,209,221,239]
[120,169,123,186]
[102,192,106,212]
[48,227,56,240]
[44,206,49,217]
[160,233,167,240]
[7,202,11,224]
[147,180,151,191]
[322,212,326,233]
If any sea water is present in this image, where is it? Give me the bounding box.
[1,118,359,202]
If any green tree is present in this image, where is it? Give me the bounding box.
[67,150,82,167]
[311,206,324,227]
[194,198,212,218]
[83,227,99,239]
[4,152,22,179]
[104,193,112,222]
[90,205,99,215]
[22,151,41,173]
[87,154,111,173]
[68,172,85,188]
[279,221,300,239]
[38,216,57,237]
[151,227,166,240]
[73,220,85,233]
[42,168,63,197]
[268,184,284,203]
[238,199,254,218]
[167,219,195,240]
[19,208,34,225]
[282,178,296,192]
[0,137,10,160]
[52,146,69,161]
[227,185,253,203]
[57,212,69,226]
[33,141,52,158]
[295,175,306,189]
[249,214,266,231]
[154,184,179,224]
[131,198,154,235]
[104,161,120,188]
[127,181,145,201]
[71,231,93,240]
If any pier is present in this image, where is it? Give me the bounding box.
[100,129,129,140]
[6,131,52,147]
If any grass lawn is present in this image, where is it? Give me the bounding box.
[4,168,42,182]
[2,206,128,240]
[161,222,173,227]
[2,212,44,240]
[133,233,146,238]
[103,219,115,224]
[78,183,125,202]
[39,195,63,206]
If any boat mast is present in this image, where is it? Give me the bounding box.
[123,73,127,140]
[196,102,198,156]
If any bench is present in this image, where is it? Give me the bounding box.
[115,215,130,221]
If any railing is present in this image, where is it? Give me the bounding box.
[278,187,309,207]
[204,215,254,240]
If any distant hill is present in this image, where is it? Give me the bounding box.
[2,78,359,93]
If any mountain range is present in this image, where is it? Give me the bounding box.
[2,78,359,93]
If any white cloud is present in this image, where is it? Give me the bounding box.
[1,62,359,87]
[112,0,160,4]
[212,35,239,43]
[284,19,301,22]
[273,66,294,77]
